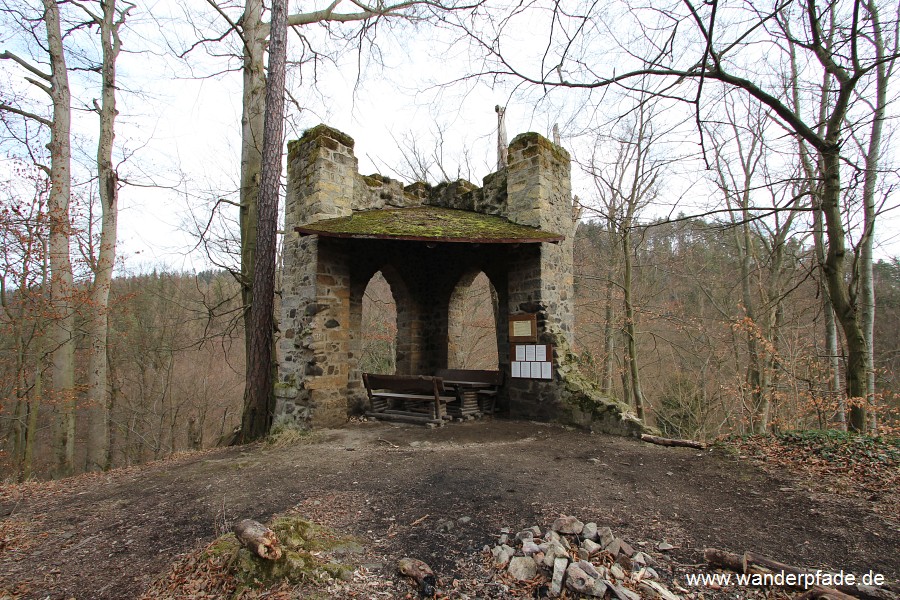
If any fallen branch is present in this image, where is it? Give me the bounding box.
[377,438,399,448]
[641,434,706,449]
[704,548,897,600]
[234,519,282,560]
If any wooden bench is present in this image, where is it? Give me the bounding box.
[363,373,456,426]
[435,369,503,417]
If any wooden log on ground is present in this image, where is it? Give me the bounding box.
[705,548,897,600]
[398,557,436,597]
[641,434,706,449]
[233,519,282,560]
[704,548,745,573]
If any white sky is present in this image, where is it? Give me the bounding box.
[2,0,898,273]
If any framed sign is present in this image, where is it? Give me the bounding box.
[511,344,553,380]
[508,314,537,343]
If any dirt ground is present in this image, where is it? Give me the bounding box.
[1,419,898,599]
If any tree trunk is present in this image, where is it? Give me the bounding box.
[859,4,892,432]
[240,0,287,441]
[22,349,42,482]
[640,434,705,449]
[622,227,645,420]
[735,203,768,434]
[43,0,77,478]
[86,0,123,472]
[820,147,868,432]
[813,208,845,429]
[601,272,616,395]
[239,0,267,359]
[24,241,50,481]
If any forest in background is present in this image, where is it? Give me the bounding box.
[1,214,898,480]
[2,0,898,481]
[0,263,245,480]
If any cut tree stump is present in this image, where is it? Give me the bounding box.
[233,519,283,560]
[640,434,706,449]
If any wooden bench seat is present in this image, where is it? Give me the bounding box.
[363,373,455,426]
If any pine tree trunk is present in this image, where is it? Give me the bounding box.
[240,0,287,441]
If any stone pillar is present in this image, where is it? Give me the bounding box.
[504,132,575,418]
[277,125,358,427]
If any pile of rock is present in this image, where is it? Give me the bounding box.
[487,515,682,599]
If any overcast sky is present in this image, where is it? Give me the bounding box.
[2,0,898,274]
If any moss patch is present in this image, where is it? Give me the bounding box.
[201,517,361,589]
[297,206,564,243]
[509,131,570,162]
[300,124,355,149]
[553,342,652,437]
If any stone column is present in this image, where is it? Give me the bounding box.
[504,132,575,418]
[277,125,358,427]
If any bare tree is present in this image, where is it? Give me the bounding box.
[584,95,668,421]
[1,0,79,475]
[81,0,133,472]
[708,94,806,433]
[452,0,899,431]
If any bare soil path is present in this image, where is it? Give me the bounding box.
[1,420,897,599]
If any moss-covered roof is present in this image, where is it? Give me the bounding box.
[296,206,564,244]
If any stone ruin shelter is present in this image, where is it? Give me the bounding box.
[276,124,645,436]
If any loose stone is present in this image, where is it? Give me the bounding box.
[507,556,538,581]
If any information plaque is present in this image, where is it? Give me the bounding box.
[510,344,553,380]
[508,314,537,343]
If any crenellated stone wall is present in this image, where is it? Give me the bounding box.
[277,124,645,435]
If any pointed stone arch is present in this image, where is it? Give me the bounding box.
[447,270,500,370]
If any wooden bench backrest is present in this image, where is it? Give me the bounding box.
[363,373,445,396]
[435,368,503,386]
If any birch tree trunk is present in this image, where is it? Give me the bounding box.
[42,0,78,477]
[85,0,126,472]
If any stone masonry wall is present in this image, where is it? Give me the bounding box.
[277,124,645,435]
[504,133,576,418]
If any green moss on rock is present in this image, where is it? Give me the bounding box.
[300,124,355,149]
[552,343,652,437]
[509,131,571,162]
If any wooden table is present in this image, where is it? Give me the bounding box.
[442,380,496,419]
